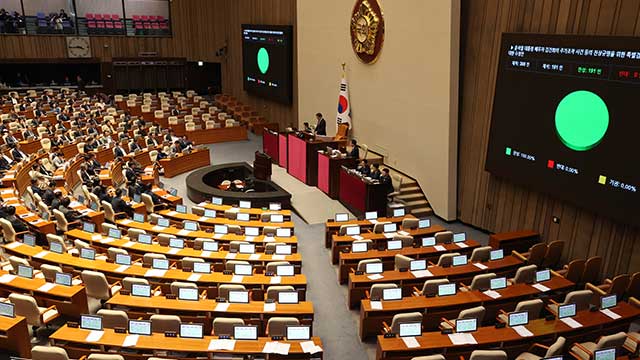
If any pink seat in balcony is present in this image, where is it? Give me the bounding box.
[112,14,120,21]
[86,13,94,20]
[132,15,140,21]
[87,21,96,28]
[95,14,103,20]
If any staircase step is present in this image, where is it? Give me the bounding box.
[405,199,428,207]
[397,193,424,202]
[412,206,433,217]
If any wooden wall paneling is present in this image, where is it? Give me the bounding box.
[458,0,640,277]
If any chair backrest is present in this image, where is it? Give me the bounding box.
[9,293,41,326]
[525,243,547,266]
[357,258,382,272]
[97,309,129,329]
[544,336,566,357]
[334,123,349,140]
[212,317,244,336]
[87,354,125,360]
[581,256,602,284]
[401,218,419,230]
[127,228,146,241]
[370,283,398,299]
[541,240,565,269]
[0,218,17,242]
[469,273,496,291]
[394,254,413,271]
[170,281,197,295]
[372,222,388,234]
[150,314,181,333]
[266,285,295,301]
[40,264,63,282]
[470,246,492,262]
[266,317,299,337]
[218,284,247,300]
[627,272,640,299]
[564,259,586,283]
[562,289,593,311]
[469,350,507,360]
[595,331,627,351]
[421,279,449,295]
[9,256,29,275]
[224,209,238,220]
[514,299,544,320]
[265,261,290,273]
[434,231,453,244]
[122,277,149,292]
[436,252,460,267]
[81,270,112,300]
[182,257,205,270]
[410,356,446,360]
[157,233,174,246]
[143,253,167,267]
[390,312,423,333]
[52,209,69,231]
[74,239,90,252]
[263,226,278,236]
[101,222,118,236]
[512,264,537,284]
[101,201,117,222]
[31,346,70,360]
[394,235,415,248]
[458,305,486,323]
[606,274,630,298]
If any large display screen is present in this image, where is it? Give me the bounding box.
[486,33,640,225]
[242,24,293,104]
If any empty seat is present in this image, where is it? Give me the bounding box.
[516,336,565,360]
[266,317,299,337]
[569,332,627,360]
[212,317,244,336]
[434,231,453,244]
[469,350,508,360]
[266,285,295,301]
[462,273,496,292]
[369,283,399,299]
[218,284,246,300]
[357,258,382,272]
[97,309,129,329]
[9,293,59,328]
[469,246,492,262]
[87,355,125,360]
[81,270,122,300]
[440,306,486,330]
[394,254,413,270]
[416,278,450,296]
[384,312,423,334]
[150,314,181,333]
[498,299,544,324]
[436,252,461,267]
[170,281,197,296]
[31,346,70,360]
[547,289,593,314]
[509,264,537,285]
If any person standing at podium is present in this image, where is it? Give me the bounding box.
[314,113,327,136]
[348,139,360,158]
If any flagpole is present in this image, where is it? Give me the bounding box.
[341,63,346,78]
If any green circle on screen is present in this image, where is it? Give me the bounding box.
[555,90,609,151]
[257,48,269,74]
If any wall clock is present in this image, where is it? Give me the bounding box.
[66,36,92,58]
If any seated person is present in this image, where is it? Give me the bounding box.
[356,159,370,176]
[58,197,83,222]
[42,181,57,206]
[111,188,134,217]
[370,163,381,180]
[29,178,44,197]
[3,205,28,233]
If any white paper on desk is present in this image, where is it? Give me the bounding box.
[215,303,230,312]
[0,189,14,195]
[351,235,364,240]
[512,325,534,337]
[122,334,139,347]
[600,309,621,320]
[383,232,396,239]
[560,317,583,328]
[456,242,469,248]
[85,330,104,342]
[120,219,132,225]
[482,290,501,299]
[245,236,255,242]
[167,211,178,216]
[5,242,21,249]
[115,265,129,273]
[144,269,167,278]
[231,275,244,283]
[228,208,239,213]
[433,245,446,251]
[187,274,201,282]
[411,270,433,279]
[201,251,212,257]
[198,216,209,222]
[167,248,180,255]
[448,333,477,345]
[213,234,223,239]
[263,236,276,243]
[37,283,56,292]
[208,339,236,351]
[225,253,237,259]
[472,262,488,270]
[92,234,103,241]
[177,229,191,236]
[0,274,16,283]
[70,201,82,207]
[368,220,378,224]
[402,336,420,348]
[370,301,383,310]
[249,253,261,260]
[264,302,276,312]
[263,341,279,354]
[274,342,290,355]
[367,274,384,280]
[301,340,323,354]
[198,202,207,207]
[30,219,44,225]
[531,283,550,292]
[272,255,285,261]
[152,226,164,231]
[123,241,135,247]
[270,276,282,284]
[398,231,410,236]
[34,250,49,258]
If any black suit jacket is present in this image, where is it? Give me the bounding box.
[316,118,327,136]
[114,147,126,158]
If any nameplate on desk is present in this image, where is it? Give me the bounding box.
[145,269,167,277]
[600,309,621,320]
[34,250,50,258]
[120,219,133,225]
[231,275,244,283]
[531,283,550,292]
[410,270,433,279]
[370,301,383,310]
[115,265,130,273]
[512,325,534,337]
[367,274,384,281]
[482,290,501,299]
[122,334,139,347]
[264,302,276,312]
[433,245,446,252]
[270,276,282,284]
[560,317,583,328]
[402,336,420,348]
[0,274,16,283]
[215,303,230,312]
[472,262,488,270]
[37,283,56,293]
[85,330,104,342]
[187,274,201,282]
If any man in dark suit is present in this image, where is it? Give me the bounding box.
[370,163,381,180]
[380,168,393,194]
[10,144,27,162]
[58,197,83,222]
[111,188,133,217]
[348,139,360,158]
[356,159,370,176]
[113,144,126,159]
[124,162,138,184]
[315,113,327,136]
[42,181,56,206]
[4,205,27,233]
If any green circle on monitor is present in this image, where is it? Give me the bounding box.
[555,90,609,151]
[257,48,269,74]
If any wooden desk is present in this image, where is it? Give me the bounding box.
[186,126,248,145]
[158,209,295,230]
[287,133,338,186]
[375,302,640,360]
[324,215,417,248]
[338,240,480,284]
[159,148,211,178]
[151,187,183,206]
[20,139,42,154]
[339,167,389,218]
[317,152,358,199]
[0,315,31,358]
[0,188,56,237]
[51,326,324,358]
[201,202,292,219]
[489,230,540,255]
[347,255,523,309]
[359,275,574,340]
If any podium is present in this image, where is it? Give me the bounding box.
[253,151,272,181]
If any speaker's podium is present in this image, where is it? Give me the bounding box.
[253,151,272,181]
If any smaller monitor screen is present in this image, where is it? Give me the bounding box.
[169,238,184,249]
[169,188,178,196]
[108,228,121,239]
[278,291,299,304]
[418,219,430,228]
[271,214,284,223]
[453,233,466,243]
[115,254,131,265]
[393,208,405,217]
[212,197,223,205]
[55,272,72,286]
[365,211,378,220]
[410,260,427,271]
[398,322,421,337]
[239,243,255,254]
[236,213,250,221]
[286,325,310,340]
[508,311,529,327]
[276,265,295,276]
[178,287,199,301]
[138,234,152,244]
[0,302,14,318]
[245,227,259,236]
[90,202,99,211]
[352,242,368,253]
[83,222,95,233]
[193,262,211,274]
[157,218,170,227]
[382,288,402,301]
[176,205,187,213]
[214,225,228,234]
[536,269,551,283]
[234,325,258,340]
[490,277,507,290]
[131,284,151,297]
[558,303,577,319]
[50,241,64,254]
[204,209,216,218]
[202,241,218,252]
[239,200,251,209]
[594,348,616,360]
[383,223,397,233]
[387,240,402,250]
[80,247,95,260]
[133,194,141,203]
[452,255,468,267]
[128,320,152,335]
[133,213,145,223]
[490,249,504,261]
[152,258,169,270]
[422,237,436,247]
[455,318,477,333]
[269,203,282,210]
[438,283,456,296]
[234,264,252,275]
[180,323,204,339]
[275,244,292,255]
[346,226,360,236]
[600,295,617,310]
[23,234,36,246]
[17,265,33,279]
[365,262,383,274]
[81,315,103,331]
[335,213,349,222]
[228,290,250,303]
[276,228,291,237]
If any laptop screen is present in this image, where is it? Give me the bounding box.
[108,228,121,239]
[453,233,466,243]
[594,348,616,360]
[202,241,218,252]
[410,260,427,271]
[418,219,430,228]
[455,318,477,333]
[178,287,199,301]
[169,188,178,196]
[438,283,456,297]
[234,264,252,276]
[490,277,507,290]
[275,245,292,255]
[238,243,255,254]
[131,284,151,297]
[133,213,145,223]
[276,228,291,237]
[278,291,299,304]
[271,214,284,223]
[335,213,348,222]
[55,272,72,286]
[17,265,33,279]
[490,249,504,261]
[212,197,223,205]
[277,265,295,277]
[193,262,211,274]
[128,320,152,335]
[286,325,311,340]
[346,226,360,236]
[23,233,36,246]
[81,315,103,331]
[115,254,131,265]
[558,303,576,319]
[169,238,184,249]
[600,295,617,310]
[204,209,216,218]
[245,227,259,236]
[352,242,368,253]
[508,311,529,327]
[239,201,251,209]
[228,290,249,303]
[82,222,96,233]
[180,323,204,339]
[422,237,436,247]
[236,213,250,222]
[80,247,95,260]
[392,208,405,217]
[365,211,378,220]
[398,322,421,337]
[176,205,187,213]
[152,258,169,270]
[234,325,258,340]
[138,234,152,244]
[536,269,551,283]
[382,288,402,301]
[50,241,64,254]
[383,223,397,233]
[452,255,468,267]
[365,262,383,274]
[269,203,282,211]
[387,240,402,250]
[157,218,170,227]
[0,302,14,318]
[214,225,228,234]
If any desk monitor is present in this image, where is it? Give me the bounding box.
[204,209,216,218]
[55,272,72,286]
[22,233,36,247]
[392,208,406,217]
[278,291,299,304]
[352,242,368,253]
[77,195,85,204]
[490,277,507,290]
[335,213,349,222]
[387,240,402,250]
[90,202,99,211]
[452,255,468,267]
[176,204,187,214]
[536,269,551,283]
[286,325,311,340]
[193,262,211,274]
[49,241,64,254]
[214,225,228,234]
[244,227,259,236]
[80,314,103,331]
[228,290,250,303]
[212,197,223,205]
[17,265,33,279]
[183,221,198,231]
[108,228,121,239]
[398,322,421,337]
[594,348,616,360]
[276,264,295,277]
[600,294,617,310]
[157,218,170,228]
[508,311,529,327]
[455,318,477,333]
[234,264,252,276]
[345,226,360,236]
[239,200,251,209]
[152,258,169,270]
[180,323,204,339]
[410,259,427,271]
[235,212,249,222]
[133,213,145,223]
[382,287,402,301]
[275,244,292,255]
[169,238,184,249]
[128,319,152,335]
[365,211,378,220]
[418,219,430,229]
[133,194,141,203]
[80,247,95,260]
[276,228,291,237]
[0,302,14,318]
[178,287,199,301]
[115,254,131,266]
[239,243,255,254]
[490,249,504,261]
[131,283,151,297]
[422,237,436,247]
[202,241,219,252]
[82,222,96,233]
[453,232,466,243]
[365,262,383,274]
[438,283,457,297]
[168,188,178,196]
[234,325,258,340]
[271,214,284,223]
[558,303,576,319]
[383,223,397,233]
[269,202,282,211]
[137,233,152,244]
